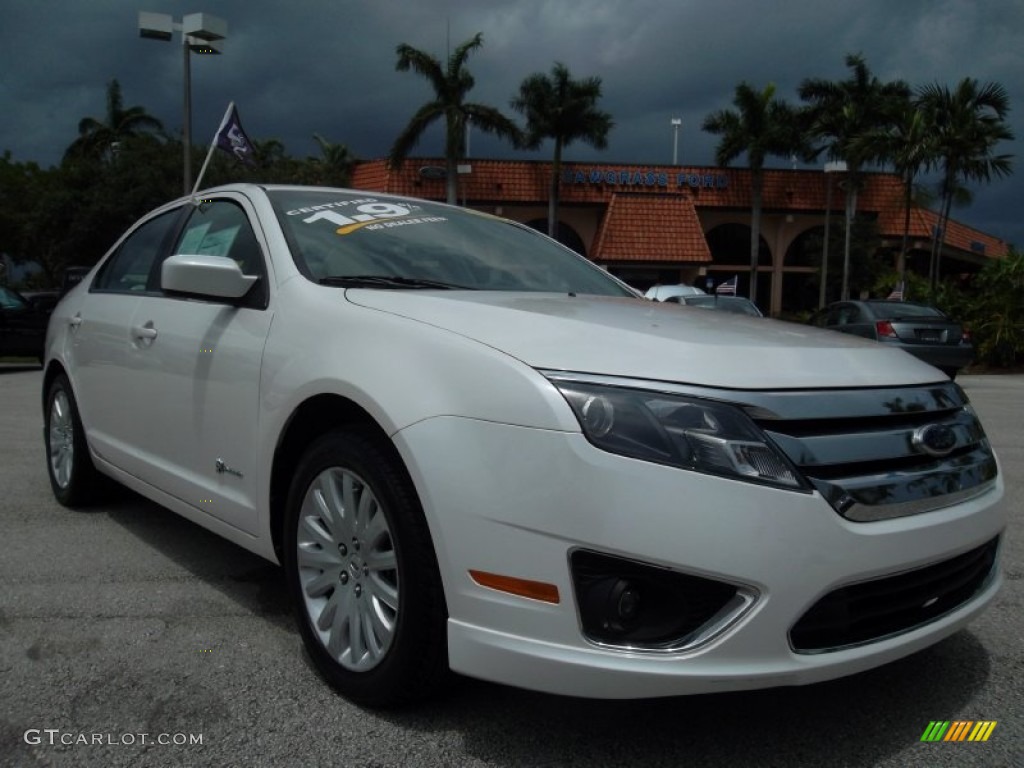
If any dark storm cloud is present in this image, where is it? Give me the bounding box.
[2,0,1021,245]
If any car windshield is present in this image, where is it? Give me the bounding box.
[867,302,945,320]
[268,189,634,296]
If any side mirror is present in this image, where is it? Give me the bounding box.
[161,254,258,300]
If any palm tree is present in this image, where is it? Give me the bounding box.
[64,79,164,162]
[702,82,801,303]
[313,133,356,186]
[390,32,519,205]
[852,92,938,283]
[917,78,1014,289]
[511,62,613,238]
[253,138,286,167]
[799,54,909,299]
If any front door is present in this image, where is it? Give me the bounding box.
[124,195,274,535]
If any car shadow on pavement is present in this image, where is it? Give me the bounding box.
[0,362,43,374]
[102,489,292,630]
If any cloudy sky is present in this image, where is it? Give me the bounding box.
[2,0,1022,246]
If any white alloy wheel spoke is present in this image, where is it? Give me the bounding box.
[347,598,366,664]
[303,569,338,599]
[364,546,397,573]
[327,592,350,659]
[297,543,341,571]
[368,571,399,612]
[300,512,335,551]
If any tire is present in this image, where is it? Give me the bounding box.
[44,373,103,507]
[283,429,448,707]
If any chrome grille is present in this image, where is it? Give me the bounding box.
[740,382,998,521]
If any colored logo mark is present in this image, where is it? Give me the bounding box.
[920,721,997,742]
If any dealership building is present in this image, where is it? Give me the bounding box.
[352,159,1010,316]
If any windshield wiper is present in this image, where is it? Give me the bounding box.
[319,275,473,290]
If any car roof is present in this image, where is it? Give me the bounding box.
[644,284,707,300]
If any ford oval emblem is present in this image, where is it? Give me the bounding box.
[912,424,958,457]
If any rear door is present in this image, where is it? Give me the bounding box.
[69,207,183,470]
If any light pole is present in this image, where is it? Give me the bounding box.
[671,118,681,165]
[139,12,227,195]
[819,160,846,309]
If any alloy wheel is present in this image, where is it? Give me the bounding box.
[296,467,400,672]
[48,389,75,490]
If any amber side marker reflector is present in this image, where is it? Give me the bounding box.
[469,570,560,604]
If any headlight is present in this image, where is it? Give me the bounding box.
[551,380,805,490]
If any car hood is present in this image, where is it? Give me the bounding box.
[345,291,946,389]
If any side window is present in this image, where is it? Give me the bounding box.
[92,209,181,294]
[834,305,857,326]
[169,200,267,308]
[0,286,28,309]
[172,201,263,276]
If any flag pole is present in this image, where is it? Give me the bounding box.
[191,101,235,197]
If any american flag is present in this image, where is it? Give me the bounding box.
[887,281,905,301]
[716,275,738,296]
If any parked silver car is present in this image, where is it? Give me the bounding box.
[811,300,974,378]
[643,283,706,301]
[668,294,763,317]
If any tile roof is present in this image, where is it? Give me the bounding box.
[875,198,1009,259]
[593,193,711,263]
[350,159,1008,260]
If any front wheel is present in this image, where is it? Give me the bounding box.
[44,373,103,506]
[283,429,448,707]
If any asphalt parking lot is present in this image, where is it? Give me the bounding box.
[1,365,1021,768]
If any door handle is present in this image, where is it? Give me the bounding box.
[132,324,158,341]
[68,314,83,330]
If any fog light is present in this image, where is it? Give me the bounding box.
[572,549,741,648]
[587,578,643,634]
[613,581,641,623]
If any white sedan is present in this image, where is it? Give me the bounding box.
[43,185,1005,707]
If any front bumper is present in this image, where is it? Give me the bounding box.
[395,416,1005,699]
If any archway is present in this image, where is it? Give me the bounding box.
[783,226,826,313]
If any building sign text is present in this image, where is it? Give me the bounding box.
[561,168,729,190]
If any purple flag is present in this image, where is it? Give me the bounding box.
[214,104,257,167]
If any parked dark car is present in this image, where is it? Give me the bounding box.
[667,294,763,317]
[0,285,50,362]
[20,290,61,313]
[811,299,973,378]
